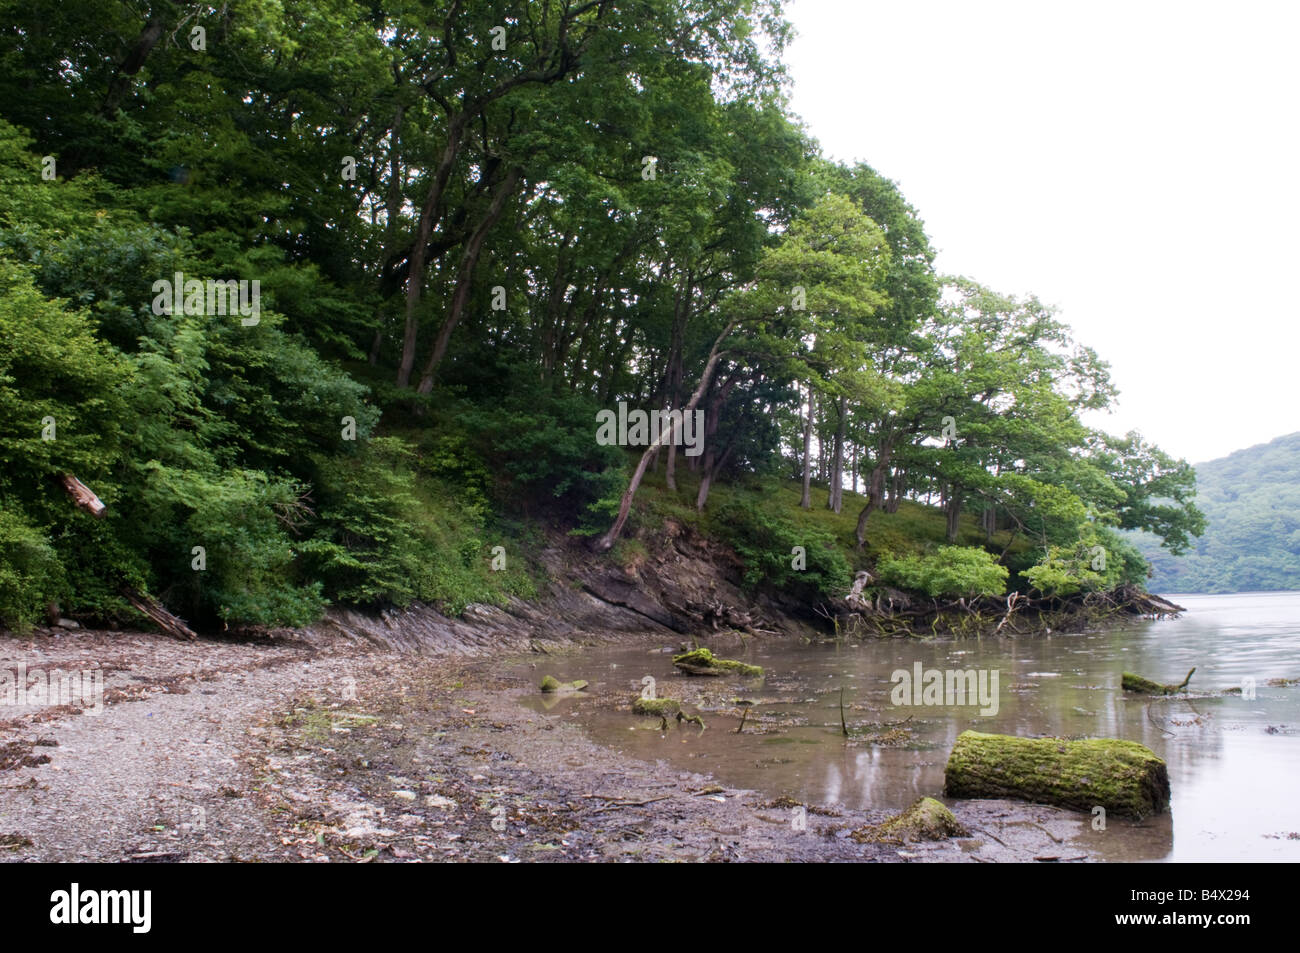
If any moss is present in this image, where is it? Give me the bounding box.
[851,797,967,844]
[672,647,763,677]
[540,676,588,693]
[1122,669,1194,695]
[676,711,706,729]
[632,696,680,716]
[944,730,1170,819]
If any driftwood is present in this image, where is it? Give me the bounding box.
[683,598,772,633]
[1122,668,1195,695]
[60,474,106,518]
[827,581,1185,638]
[844,571,873,611]
[995,592,1022,633]
[121,588,197,641]
[944,730,1170,819]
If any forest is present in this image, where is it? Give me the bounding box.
[0,0,1206,634]
[1135,432,1300,594]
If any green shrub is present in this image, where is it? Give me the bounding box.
[877,546,1008,599]
[710,499,852,601]
[1023,526,1136,597]
[460,385,625,523]
[0,503,66,631]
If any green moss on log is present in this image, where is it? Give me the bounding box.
[632,696,680,716]
[944,730,1170,819]
[1122,668,1195,695]
[540,676,588,693]
[851,797,968,844]
[671,648,763,677]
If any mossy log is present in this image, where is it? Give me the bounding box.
[632,696,680,716]
[944,730,1170,819]
[1122,668,1195,695]
[539,676,588,693]
[671,648,762,677]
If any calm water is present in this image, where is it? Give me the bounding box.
[519,591,1300,861]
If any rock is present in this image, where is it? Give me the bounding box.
[944,730,1170,819]
[851,797,968,843]
[671,648,762,677]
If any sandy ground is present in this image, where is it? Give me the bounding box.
[0,624,1094,863]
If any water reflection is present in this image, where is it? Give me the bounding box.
[517,591,1300,861]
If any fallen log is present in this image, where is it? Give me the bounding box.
[121,588,198,641]
[60,474,106,518]
[944,730,1170,819]
[1122,668,1195,695]
[539,675,588,694]
[671,648,762,677]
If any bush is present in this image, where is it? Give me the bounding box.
[877,546,1008,599]
[1023,526,1137,597]
[460,385,625,523]
[710,500,852,601]
[0,504,66,632]
[301,437,535,614]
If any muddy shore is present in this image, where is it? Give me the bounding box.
[0,612,1099,863]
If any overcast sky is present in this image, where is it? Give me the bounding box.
[783,0,1299,464]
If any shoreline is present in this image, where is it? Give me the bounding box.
[0,613,1111,863]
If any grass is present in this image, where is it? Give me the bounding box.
[627,460,1032,570]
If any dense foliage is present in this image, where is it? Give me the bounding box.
[0,1,1205,632]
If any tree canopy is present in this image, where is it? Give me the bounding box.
[0,0,1206,632]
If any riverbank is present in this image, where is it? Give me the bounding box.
[1,615,1109,863]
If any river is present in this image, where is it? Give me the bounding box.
[518,590,1300,861]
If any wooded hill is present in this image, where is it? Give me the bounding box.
[1133,433,1300,593]
[0,1,1204,634]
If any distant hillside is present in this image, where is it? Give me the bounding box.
[1135,432,1300,593]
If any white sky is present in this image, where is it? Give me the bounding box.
[784,0,1300,464]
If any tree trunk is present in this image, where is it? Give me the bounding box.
[397,112,467,387]
[694,398,734,512]
[594,324,734,552]
[416,165,522,393]
[800,384,815,508]
[945,487,962,543]
[827,396,846,513]
[853,441,895,549]
[886,467,903,513]
[101,12,168,118]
